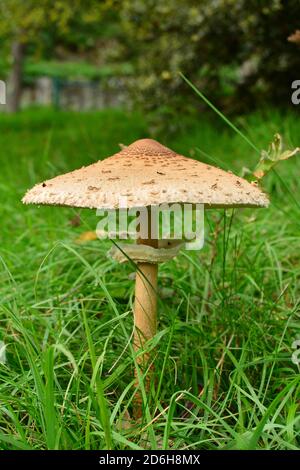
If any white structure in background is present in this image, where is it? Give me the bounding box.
[36,77,53,105]
[20,76,128,110]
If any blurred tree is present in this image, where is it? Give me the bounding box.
[1,0,300,119]
[0,0,106,112]
[112,0,300,128]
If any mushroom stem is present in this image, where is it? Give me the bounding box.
[133,217,158,419]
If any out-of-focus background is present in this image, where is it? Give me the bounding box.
[1,0,300,122]
[0,0,300,451]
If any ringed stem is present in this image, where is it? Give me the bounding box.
[133,212,158,419]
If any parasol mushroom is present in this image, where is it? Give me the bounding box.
[22,138,269,418]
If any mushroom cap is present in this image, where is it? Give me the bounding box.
[22,138,269,209]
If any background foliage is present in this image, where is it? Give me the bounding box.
[1,0,300,118]
[116,0,300,116]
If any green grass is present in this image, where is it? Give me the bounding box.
[0,107,299,450]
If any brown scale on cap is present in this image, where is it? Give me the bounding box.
[22,138,269,209]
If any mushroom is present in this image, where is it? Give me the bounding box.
[22,138,269,418]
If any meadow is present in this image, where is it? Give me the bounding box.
[0,107,299,450]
